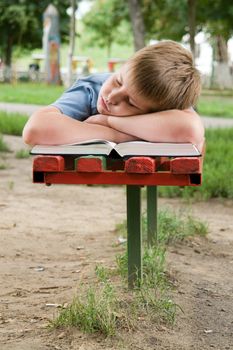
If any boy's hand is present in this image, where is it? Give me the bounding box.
[85,114,110,126]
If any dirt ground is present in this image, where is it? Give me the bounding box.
[0,135,232,350]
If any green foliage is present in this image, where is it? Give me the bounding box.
[160,128,233,199]
[198,0,233,40]
[0,0,70,65]
[0,112,28,136]
[82,0,132,56]
[142,0,187,42]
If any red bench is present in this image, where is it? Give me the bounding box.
[32,153,204,288]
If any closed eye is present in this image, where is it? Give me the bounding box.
[116,76,122,86]
[128,99,138,108]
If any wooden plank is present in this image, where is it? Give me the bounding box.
[170,157,201,174]
[42,171,197,186]
[75,156,106,172]
[33,156,65,172]
[125,157,156,173]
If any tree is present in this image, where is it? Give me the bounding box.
[67,0,77,87]
[128,0,145,51]
[188,0,197,58]
[142,0,187,42]
[198,0,233,88]
[82,0,131,57]
[0,0,70,68]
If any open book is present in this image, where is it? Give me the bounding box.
[30,139,201,157]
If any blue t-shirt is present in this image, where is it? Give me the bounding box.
[51,73,111,121]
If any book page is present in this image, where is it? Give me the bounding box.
[61,139,116,148]
[31,140,116,156]
[115,141,201,157]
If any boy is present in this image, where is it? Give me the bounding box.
[23,41,204,151]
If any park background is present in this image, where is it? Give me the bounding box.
[0,1,233,350]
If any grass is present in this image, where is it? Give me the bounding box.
[0,134,11,152]
[197,94,233,118]
[160,127,233,200]
[15,149,30,159]
[0,82,64,105]
[0,134,11,169]
[115,208,208,247]
[0,111,28,136]
[52,208,208,336]
[52,283,118,336]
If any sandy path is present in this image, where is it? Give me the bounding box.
[0,135,232,350]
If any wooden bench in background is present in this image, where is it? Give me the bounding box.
[32,153,203,288]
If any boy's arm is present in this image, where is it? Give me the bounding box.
[107,109,205,150]
[22,106,138,146]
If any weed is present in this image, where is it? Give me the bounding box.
[0,134,11,152]
[52,283,118,336]
[15,149,30,159]
[0,112,28,136]
[8,181,14,190]
[0,163,7,170]
[52,207,208,336]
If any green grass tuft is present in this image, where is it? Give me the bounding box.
[51,208,207,337]
[0,134,11,152]
[52,283,118,336]
[0,112,28,136]
[115,208,208,247]
[15,149,30,159]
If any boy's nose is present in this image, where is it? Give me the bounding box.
[107,89,126,105]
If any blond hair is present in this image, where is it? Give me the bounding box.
[128,40,201,111]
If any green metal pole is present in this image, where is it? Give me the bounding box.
[126,185,142,288]
[147,186,158,247]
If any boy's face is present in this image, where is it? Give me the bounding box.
[97,64,155,117]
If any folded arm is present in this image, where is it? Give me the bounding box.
[87,109,205,151]
[22,106,138,146]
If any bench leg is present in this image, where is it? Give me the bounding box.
[126,185,142,288]
[147,186,158,246]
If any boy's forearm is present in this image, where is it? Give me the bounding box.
[22,107,136,146]
[108,109,204,147]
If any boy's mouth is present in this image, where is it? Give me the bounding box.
[100,96,109,112]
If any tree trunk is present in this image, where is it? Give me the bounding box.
[211,35,232,89]
[67,0,77,87]
[128,0,145,51]
[3,35,13,82]
[5,35,13,67]
[188,0,196,60]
